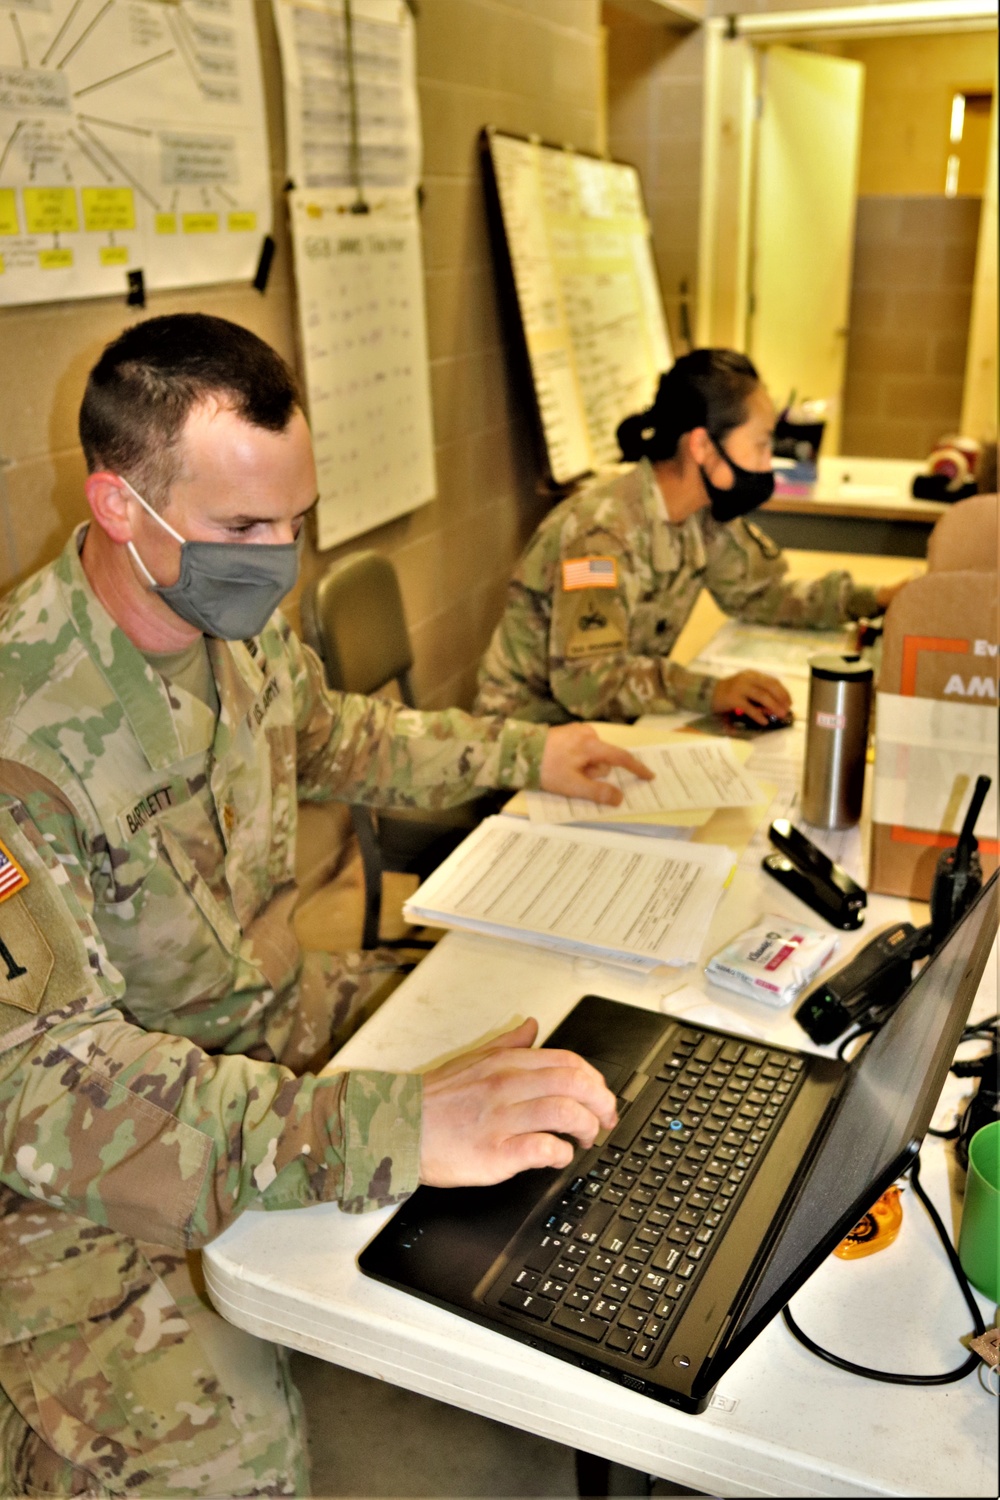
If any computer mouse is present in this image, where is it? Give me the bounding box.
[726,710,794,732]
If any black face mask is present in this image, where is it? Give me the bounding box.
[700,433,775,522]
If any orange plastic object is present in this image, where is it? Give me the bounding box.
[834,1185,904,1259]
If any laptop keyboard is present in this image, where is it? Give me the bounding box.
[492,1025,804,1366]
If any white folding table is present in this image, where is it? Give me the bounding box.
[205,869,998,1498]
[207,618,996,1498]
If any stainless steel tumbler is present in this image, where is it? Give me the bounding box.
[801,654,874,829]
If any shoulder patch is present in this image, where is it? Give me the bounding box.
[0,809,103,1042]
[0,902,54,1014]
[560,589,628,662]
[561,556,618,592]
[0,838,28,904]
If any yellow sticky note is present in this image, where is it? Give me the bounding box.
[0,190,18,236]
[24,188,78,235]
[182,213,218,234]
[227,211,256,232]
[155,213,177,234]
[39,248,74,269]
[100,245,129,265]
[82,187,135,233]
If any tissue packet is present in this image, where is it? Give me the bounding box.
[706,916,838,1007]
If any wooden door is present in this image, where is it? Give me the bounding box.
[749,46,865,455]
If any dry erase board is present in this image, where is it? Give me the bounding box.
[481,128,672,487]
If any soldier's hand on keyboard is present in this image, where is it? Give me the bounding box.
[420,1018,618,1187]
[539,724,653,805]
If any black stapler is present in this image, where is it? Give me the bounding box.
[762,818,867,930]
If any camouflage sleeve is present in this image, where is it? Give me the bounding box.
[705,518,880,628]
[279,617,549,806]
[549,648,716,720]
[546,562,715,721]
[0,791,422,1250]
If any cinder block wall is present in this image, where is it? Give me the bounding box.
[604,3,703,357]
[0,0,604,712]
[840,197,982,459]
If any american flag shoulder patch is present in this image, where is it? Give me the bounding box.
[0,839,29,904]
[561,556,618,592]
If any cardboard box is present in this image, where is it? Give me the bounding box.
[870,496,999,900]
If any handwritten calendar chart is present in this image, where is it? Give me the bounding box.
[290,188,435,550]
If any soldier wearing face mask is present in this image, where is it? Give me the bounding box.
[476,349,906,726]
[0,314,644,1497]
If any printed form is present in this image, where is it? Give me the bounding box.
[404,817,734,969]
[692,621,852,680]
[525,741,763,825]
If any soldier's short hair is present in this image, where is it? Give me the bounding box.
[617,349,760,464]
[79,314,302,508]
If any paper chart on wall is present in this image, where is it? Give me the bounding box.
[290,187,435,550]
[271,0,419,193]
[485,130,672,485]
[0,0,272,306]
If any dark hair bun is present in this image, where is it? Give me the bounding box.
[616,411,650,462]
[616,349,761,464]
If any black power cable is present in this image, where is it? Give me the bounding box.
[781,1154,987,1386]
[926,1019,999,1150]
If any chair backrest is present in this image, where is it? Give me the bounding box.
[926,492,999,574]
[301,551,416,704]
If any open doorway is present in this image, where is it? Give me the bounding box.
[698,11,998,463]
[819,31,995,460]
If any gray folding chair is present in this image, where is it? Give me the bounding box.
[301,550,497,948]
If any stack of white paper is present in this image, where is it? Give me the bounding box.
[404,817,734,971]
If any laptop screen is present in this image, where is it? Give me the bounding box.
[732,870,998,1347]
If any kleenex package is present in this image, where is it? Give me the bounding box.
[706,916,838,1007]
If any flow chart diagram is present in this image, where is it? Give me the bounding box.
[0,0,271,304]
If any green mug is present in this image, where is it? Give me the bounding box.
[958,1119,1000,1302]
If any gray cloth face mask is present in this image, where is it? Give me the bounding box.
[123,479,299,640]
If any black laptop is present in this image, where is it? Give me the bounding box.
[359,872,998,1413]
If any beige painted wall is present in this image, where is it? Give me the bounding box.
[0,0,604,712]
[832,32,996,197]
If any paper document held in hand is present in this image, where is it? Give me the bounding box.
[525,740,763,825]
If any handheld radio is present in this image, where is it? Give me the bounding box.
[930,775,991,952]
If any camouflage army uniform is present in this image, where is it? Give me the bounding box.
[476,460,881,723]
[0,528,548,1497]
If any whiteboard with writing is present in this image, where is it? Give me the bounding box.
[484,129,672,487]
[290,187,435,550]
[0,0,272,305]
